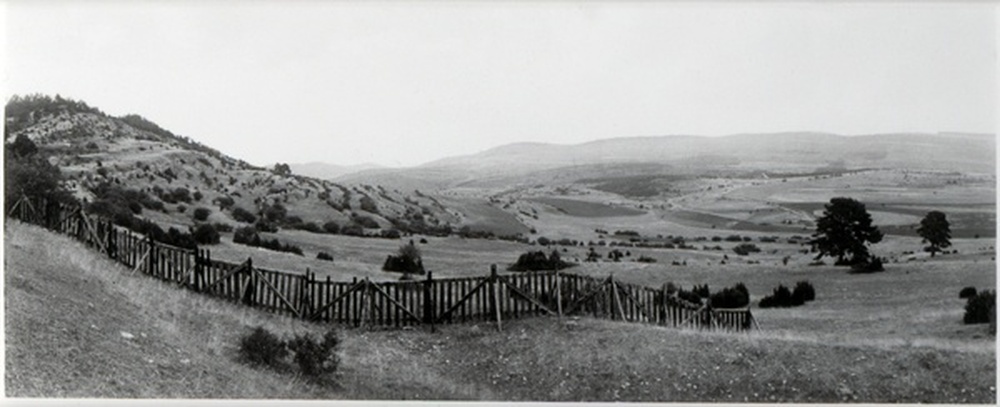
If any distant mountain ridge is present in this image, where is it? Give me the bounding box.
[335,132,994,189]
[289,162,384,180]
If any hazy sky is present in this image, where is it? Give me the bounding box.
[3,2,996,167]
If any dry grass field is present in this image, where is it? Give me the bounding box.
[5,220,995,402]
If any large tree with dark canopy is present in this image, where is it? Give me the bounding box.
[810,197,883,265]
[917,210,951,257]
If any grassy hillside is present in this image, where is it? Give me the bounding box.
[5,221,995,402]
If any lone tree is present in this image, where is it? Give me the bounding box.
[917,210,951,257]
[810,197,883,265]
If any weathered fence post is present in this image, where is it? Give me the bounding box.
[241,257,255,306]
[298,269,313,320]
[490,265,502,332]
[423,272,435,331]
[555,270,563,318]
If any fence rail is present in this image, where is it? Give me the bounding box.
[6,195,757,332]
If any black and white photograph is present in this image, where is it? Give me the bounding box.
[3,1,996,404]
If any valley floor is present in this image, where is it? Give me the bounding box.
[4,221,996,402]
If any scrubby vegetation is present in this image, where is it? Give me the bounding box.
[383,241,424,275]
[959,286,977,299]
[709,283,750,309]
[192,223,220,245]
[316,251,334,261]
[232,226,303,255]
[508,250,574,272]
[238,326,340,380]
[732,243,761,256]
[759,281,816,308]
[963,289,995,326]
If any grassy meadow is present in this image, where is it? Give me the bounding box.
[5,219,996,402]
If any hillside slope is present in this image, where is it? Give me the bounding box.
[4,95,463,236]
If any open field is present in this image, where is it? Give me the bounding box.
[5,221,995,402]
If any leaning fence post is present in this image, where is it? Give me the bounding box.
[555,269,563,318]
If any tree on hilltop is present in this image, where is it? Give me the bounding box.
[810,197,883,265]
[917,211,951,257]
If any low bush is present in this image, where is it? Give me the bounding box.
[193,207,211,221]
[232,226,303,255]
[239,327,288,368]
[322,221,340,234]
[237,327,341,379]
[732,243,761,256]
[692,284,710,298]
[959,286,977,299]
[192,223,220,245]
[636,255,657,263]
[964,289,996,325]
[213,222,233,233]
[792,281,815,303]
[287,330,341,378]
[316,251,334,261]
[231,206,257,224]
[709,283,749,309]
[383,242,425,274]
[759,285,798,308]
[508,250,574,271]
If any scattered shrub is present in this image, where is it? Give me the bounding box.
[759,285,798,308]
[239,327,287,368]
[192,223,220,245]
[232,226,303,255]
[383,242,425,274]
[176,204,187,213]
[732,243,761,256]
[193,207,212,221]
[959,286,978,299]
[213,222,233,233]
[964,289,996,325]
[353,214,380,229]
[322,221,340,234]
[287,330,341,378]
[692,284,710,298]
[231,206,257,224]
[792,281,815,303]
[317,251,334,261]
[508,250,574,271]
[636,255,657,263]
[710,282,749,309]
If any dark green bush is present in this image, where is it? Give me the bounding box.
[192,223,220,245]
[239,327,288,368]
[508,250,574,271]
[959,286,977,299]
[732,243,761,256]
[231,206,257,223]
[213,222,233,233]
[792,281,815,303]
[850,257,885,273]
[964,289,995,325]
[287,330,341,378]
[636,255,657,263]
[383,242,425,274]
[322,221,340,234]
[759,284,804,308]
[193,207,211,221]
[317,251,334,261]
[710,283,749,308]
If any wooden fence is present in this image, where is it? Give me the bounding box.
[6,195,758,332]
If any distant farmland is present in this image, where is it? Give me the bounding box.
[531,197,646,218]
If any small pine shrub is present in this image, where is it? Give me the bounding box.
[322,221,340,234]
[792,281,815,303]
[692,284,710,298]
[959,286,977,299]
[964,289,996,325]
[759,284,803,308]
[636,255,657,263]
[732,243,761,256]
[231,206,257,224]
[710,282,749,309]
[287,329,341,378]
[193,207,212,221]
[508,250,574,271]
[213,222,233,233]
[383,242,425,274]
[239,327,288,368]
[192,223,220,245]
[317,251,334,261]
